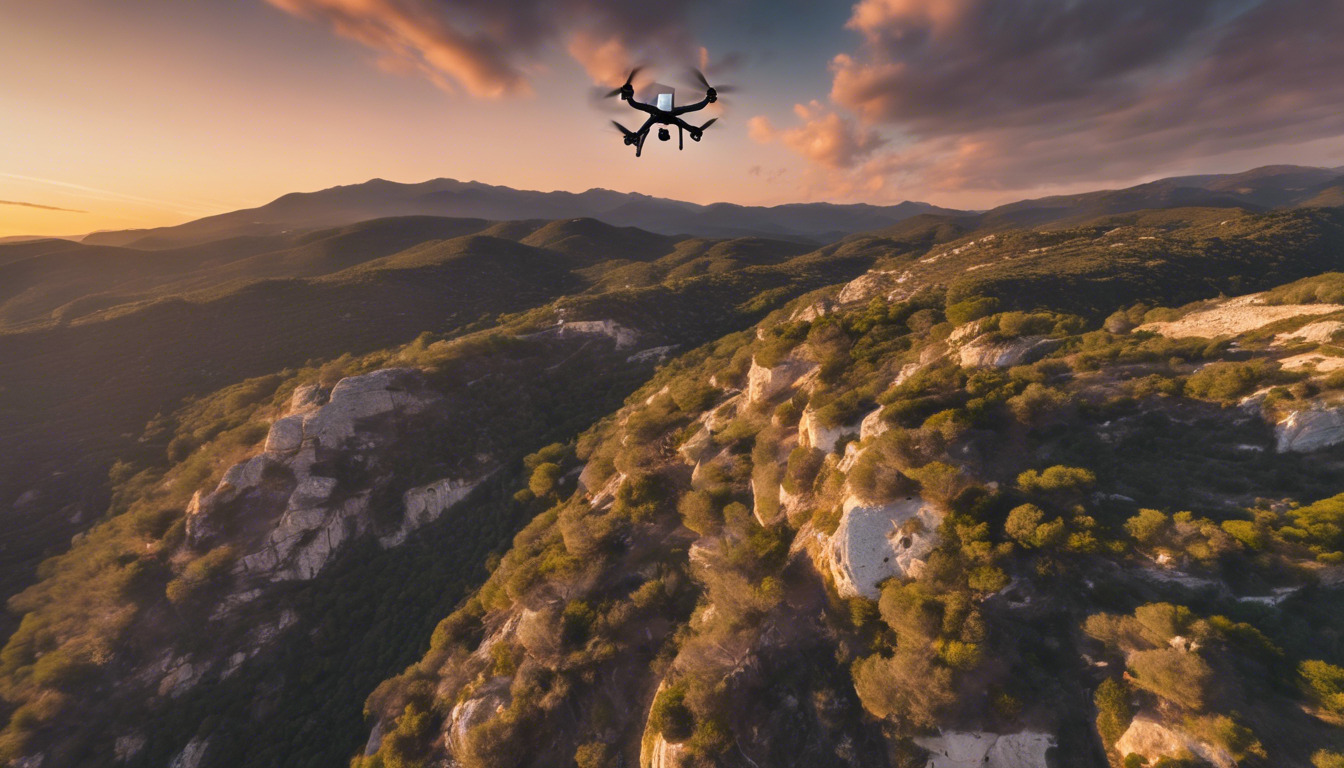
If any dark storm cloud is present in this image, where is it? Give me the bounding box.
[265,0,709,97]
[771,0,1344,193]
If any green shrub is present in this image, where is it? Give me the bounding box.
[945,297,999,326]
[1185,359,1292,401]
[1017,465,1096,494]
[649,682,694,742]
[1300,660,1344,714]
[1094,678,1131,749]
[1128,648,1213,709]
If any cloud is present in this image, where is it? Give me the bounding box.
[266,0,707,97]
[787,0,1344,198]
[0,200,86,213]
[748,102,887,169]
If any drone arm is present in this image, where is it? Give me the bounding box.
[634,115,657,156]
[672,97,711,115]
[626,97,657,114]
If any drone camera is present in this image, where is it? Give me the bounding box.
[658,128,671,141]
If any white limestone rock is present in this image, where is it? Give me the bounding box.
[837,270,905,305]
[1276,407,1344,452]
[913,731,1055,768]
[557,319,639,349]
[828,495,941,599]
[381,475,486,547]
[302,368,432,449]
[859,407,888,442]
[446,677,512,756]
[798,408,857,454]
[1115,716,1233,768]
[746,355,818,404]
[169,739,211,768]
[958,335,1060,368]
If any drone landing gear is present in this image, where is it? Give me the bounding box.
[679,125,683,150]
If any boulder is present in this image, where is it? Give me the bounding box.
[264,415,305,453]
[288,383,327,414]
[859,407,888,442]
[1276,407,1344,452]
[302,368,432,449]
[913,731,1055,768]
[382,475,486,546]
[958,335,1060,368]
[446,677,512,756]
[746,356,818,404]
[828,494,941,599]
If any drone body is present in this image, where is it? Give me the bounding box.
[605,68,733,157]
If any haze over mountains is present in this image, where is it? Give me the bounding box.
[77,164,1344,250]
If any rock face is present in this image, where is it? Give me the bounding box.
[1276,408,1344,452]
[957,335,1060,368]
[798,408,857,454]
[445,677,512,756]
[746,355,818,404]
[828,494,941,599]
[185,368,488,583]
[1115,717,1233,768]
[913,731,1055,768]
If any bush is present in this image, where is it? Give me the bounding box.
[945,296,999,326]
[852,648,954,728]
[1128,648,1213,709]
[649,682,695,742]
[528,463,562,498]
[1005,504,1066,549]
[1300,659,1344,714]
[1125,509,1169,546]
[1185,359,1292,401]
[1095,678,1131,749]
[1314,750,1344,768]
[1017,465,1096,494]
[677,491,721,536]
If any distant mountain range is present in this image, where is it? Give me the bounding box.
[80,180,963,248]
[77,164,1344,250]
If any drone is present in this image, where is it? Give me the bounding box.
[603,67,736,157]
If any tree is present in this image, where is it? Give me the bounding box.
[649,682,695,742]
[528,462,562,497]
[1125,509,1169,546]
[1005,504,1065,548]
[852,647,954,728]
[1128,649,1213,709]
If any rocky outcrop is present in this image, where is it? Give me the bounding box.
[1139,294,1344,339]
[1275,407,1344,452]
[790,298,834,322]
[1115,716,1233,768]
[180,369,491,582]
[557,319,639,349]
[746,355,818,404]
[913,731,1055,768]
[828,494,941,599]
[168,738,211,768]
[837,270,908,305]
[798,408,857,454]
[445,676,512,756]
[957,335,1060,369]
[1276,320,1344,345]
[859,407,888,442]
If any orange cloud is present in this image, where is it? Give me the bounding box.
[748,102,887,169]
[266,0,531,98]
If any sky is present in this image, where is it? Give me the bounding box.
[2,0,1343,238]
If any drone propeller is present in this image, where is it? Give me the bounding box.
[699,118,717,131]
[603,67,643,98]
[688,67,739,96]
